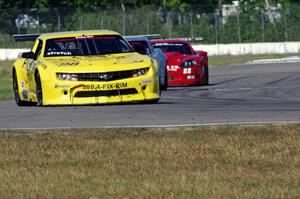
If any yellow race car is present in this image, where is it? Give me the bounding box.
[12,30,160,106]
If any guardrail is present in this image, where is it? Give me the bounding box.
[193,42,300,56]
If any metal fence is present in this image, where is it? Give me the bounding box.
[1,4,300,47]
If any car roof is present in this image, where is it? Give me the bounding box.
[38,30,120,40]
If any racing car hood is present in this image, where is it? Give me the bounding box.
[164,52,197,65]
[41,53,151,72]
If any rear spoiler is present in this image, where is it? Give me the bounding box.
[195,50,207,55]
[13,34,40,42]
[124,34,160,40]
[13,33,162,42]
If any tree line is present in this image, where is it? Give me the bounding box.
[1,0,297,11]
[0,0,300,47]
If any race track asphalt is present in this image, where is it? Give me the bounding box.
[1,61,300,130]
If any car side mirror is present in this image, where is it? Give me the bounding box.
[145,49,151,55]
[22,52,36,60]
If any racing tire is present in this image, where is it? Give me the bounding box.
[201,65,209,85]
[13,71,27,106]
[204,65,209,85]
[143,98,160,104]
[161,71,168,91]
[35,72,43,106]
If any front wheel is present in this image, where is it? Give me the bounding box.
[143,98,160,104]
[35,72,43,106]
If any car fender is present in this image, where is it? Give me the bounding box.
[13,58,26,81]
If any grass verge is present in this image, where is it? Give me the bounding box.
[0,61,13,100]
[0,79,13,100]
[0,124,300,198]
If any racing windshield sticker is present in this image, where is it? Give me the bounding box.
[47,51,72,56]
[129,41,144,45]
[75,35,94,39]
[54,36,118,41]
[153,43,184,46]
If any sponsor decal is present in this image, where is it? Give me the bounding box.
[20,80,26,89]
[141,78,152,84]
[39,62,48,69]
[187,75,195,79]
[54,84,70,89]
[167,65,179,71]
[83,82,128,90]
[70,84,85,95]
[22,89,28,100]
[56,60,80,66]
[25,59,37,75]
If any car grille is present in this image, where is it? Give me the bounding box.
[76,68,149,82]
[74,88,138,98]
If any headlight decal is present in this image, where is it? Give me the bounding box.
[57,73,78,81]
[130,68,149,77]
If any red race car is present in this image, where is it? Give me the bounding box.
[150,39,208,86]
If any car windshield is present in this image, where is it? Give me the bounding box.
[152,42,192,55]
[128,41,151,55]
[44,35,134,57]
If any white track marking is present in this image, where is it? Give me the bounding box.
[1,121,300,131]
[247,56,300,65]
